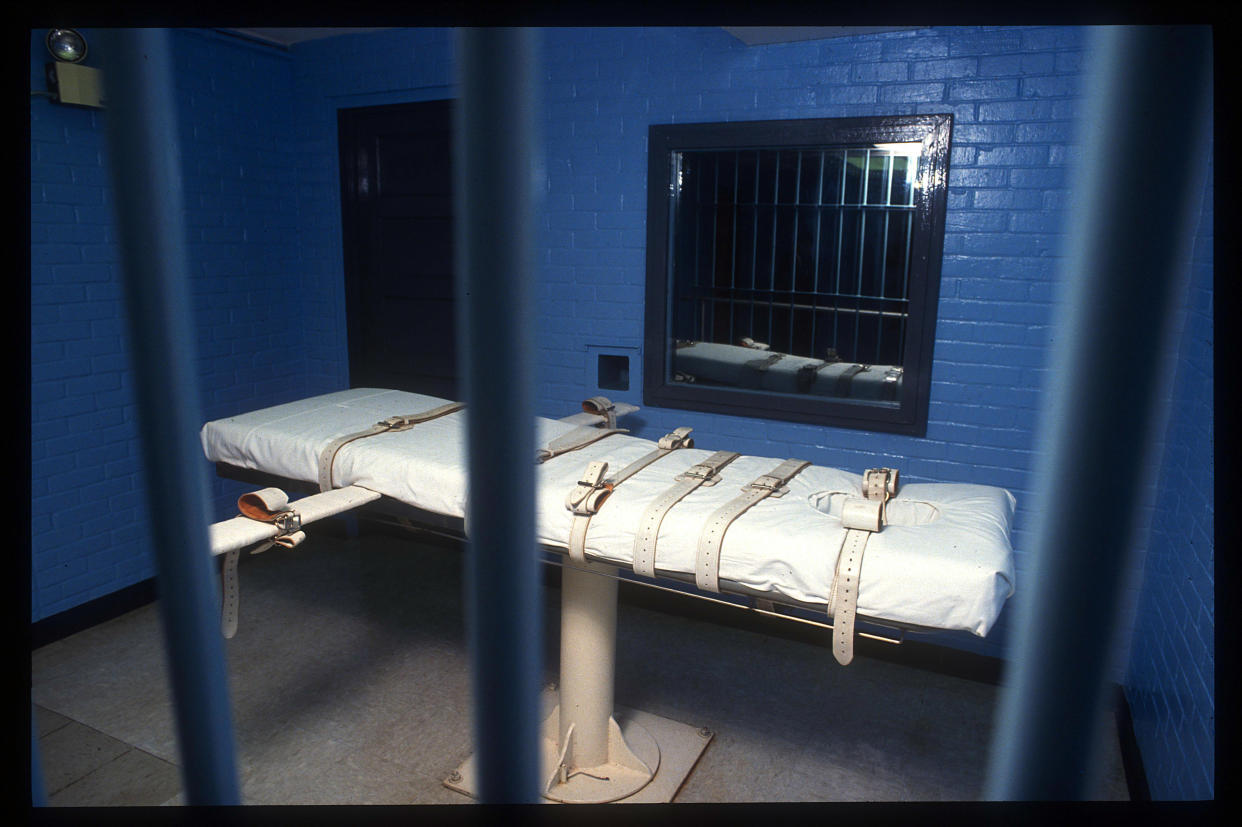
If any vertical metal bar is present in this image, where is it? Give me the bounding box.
[768,151,780,344]
[750,150,760,337]
[96,28,240,806]
[789,152,802,354]
[878,153,893,364]
[729,151,739,344]
[692,154,705,339]
[853,150,869,360]
[709,154,720,341]
[454,27,542,805]
[811,150,825,356]
[985,25,1212,800]
[833,151,846,353]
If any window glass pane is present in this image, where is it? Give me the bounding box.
[822,150,845,207]
[797,151,821,205]
[776,151,798,205]
[794,205,818,294]
[865,151,889,206]
[884,210,912,299]
[648,116,951,434]
[843,149,865,205]
[879,143,921,206]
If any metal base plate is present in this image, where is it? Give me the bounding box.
[444,690,713,804]
[539,706,660,803]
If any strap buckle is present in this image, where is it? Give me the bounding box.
[657,427,694,450]
[565,461,612,516]
[862,467,899,502]
[273,511,301,535]
[380,415,413,430]
[678,463,720,484]
[746,474,789,497]
[675,451,738,487]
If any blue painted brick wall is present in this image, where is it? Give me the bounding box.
[30,29,316,620]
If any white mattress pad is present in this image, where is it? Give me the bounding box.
[201,388,1016,637]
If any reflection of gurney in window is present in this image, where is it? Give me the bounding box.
[200,387,1015,801]
[674,339,903,401]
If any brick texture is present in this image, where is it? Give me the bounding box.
[30,29,312,618]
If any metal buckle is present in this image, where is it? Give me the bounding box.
[677,462,723,486]
[863,467,898,502]
[568,482,612,516]
[658,427,693,450]
[747,475,787,496]
[681,463,715,481]
[273,511,301,534]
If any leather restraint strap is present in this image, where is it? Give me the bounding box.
[631,450,739,578]
[796,361,833,393]
[828,467,899,665]
[741,352,783,387]
[221,488,306,639]
[537,424,628,463]
[565,427,694,563]
[833,364,870,397]
[581,396,618,429]
[695,458,811,593]
[317,401,464,491]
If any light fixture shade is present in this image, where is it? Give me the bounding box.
[46,28,87,63]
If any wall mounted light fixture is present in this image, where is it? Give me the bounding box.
[46,28,88,62]
[44,28,105,109]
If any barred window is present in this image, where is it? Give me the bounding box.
[644,115,951,435]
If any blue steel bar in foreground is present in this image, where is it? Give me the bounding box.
[985,25,1212,801]
[97,28,241,806]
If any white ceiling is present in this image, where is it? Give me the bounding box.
[227,26,925,48]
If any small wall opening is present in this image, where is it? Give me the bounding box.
[598,354,630,391]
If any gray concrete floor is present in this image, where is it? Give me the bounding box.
[31,526,1130,806]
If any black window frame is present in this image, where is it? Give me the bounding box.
[643,114,952,436]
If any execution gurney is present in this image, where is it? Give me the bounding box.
[199,387,1015,802]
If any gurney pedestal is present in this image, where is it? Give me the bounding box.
[444,561,713,803]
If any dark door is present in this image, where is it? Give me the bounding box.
[339,99,457,399]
